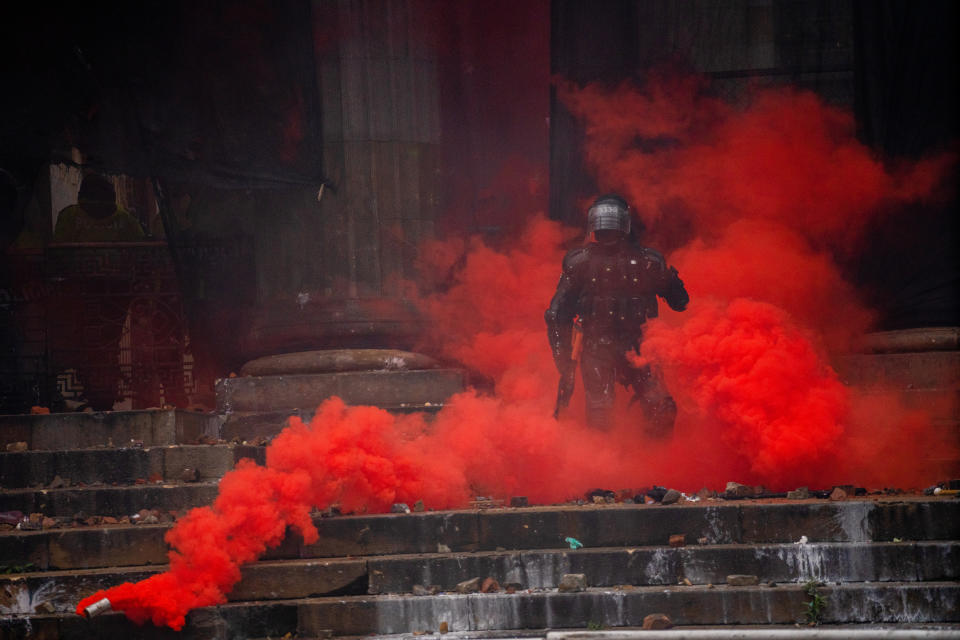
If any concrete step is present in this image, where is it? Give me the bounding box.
[0,444,264,489]
[295,582,960,635]
[2,541,955,616]
[0,409,219,451]
[834,351,960,389]
[6,581,956,639]
[215,368,466,413]
[3,499,958,570]
[0,481,220,518]
[0,557,369,615]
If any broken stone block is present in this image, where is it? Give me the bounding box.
[438,621,449,634]
[645,486,668,502]
[34,601,56,614]
[391,503,411,514]
[787,487,810,500]
[456,577,481,594]
[668,534,686,547]
[41,517,57,530]
[510,496,528,507]
[696,487,716,500]
[726,574,759,586]
[102,516,118,525]
[643,613,673,630]
[481,577,500,593]
[725,482,752,498]
[829,487,847,501]
[557,573,586,593]
[504,582,522,594]
[661,489,681,505]
[5,441,27,452]
[412,584,431,596]
[413,500,425,512]
[180,467,199,483]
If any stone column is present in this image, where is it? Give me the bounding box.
[242,0,441,358]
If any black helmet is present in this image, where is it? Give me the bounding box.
[587,194,630,235]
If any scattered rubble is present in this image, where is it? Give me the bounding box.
[724,482,753,498]
[503,582,522,594]
[661,489,682,505]
[391,503,411,514]
[481,577,500,593]
[642,613,673,630]
[5,441,27,452]
[557,573,586,592]
[829,487,847,501]
[180,467,199,483]
[787,487,810,500]
[668,534,686,547]
[456,577,481,594]
[726,574,759,586]
[413,500,425,512]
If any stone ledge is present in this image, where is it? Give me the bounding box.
[215,368,465,413]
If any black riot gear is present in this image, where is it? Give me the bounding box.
[545,194,688,433]
[587,194,631,235]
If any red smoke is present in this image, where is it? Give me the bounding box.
[78,74,956,628]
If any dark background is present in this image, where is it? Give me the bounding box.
[2,0,956,330]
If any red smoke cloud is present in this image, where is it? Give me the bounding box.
[78,74,955,628]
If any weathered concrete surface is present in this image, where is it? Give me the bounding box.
[0,601,299,640]
[834,351,960,388]
[3,500,956,572]
[239,349,439,376]
[858,327,960,353]
[0,558,367,614]
[305,510,481,557]
[0,524,170,571]
[0,444,261,489]
[215,368,465,413]
[296,582,960,635]
[0,410,218,451]
[365,542,959,594]
[0,482,220,517]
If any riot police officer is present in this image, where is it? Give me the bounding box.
[545,194,689,434]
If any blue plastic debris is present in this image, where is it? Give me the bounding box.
[565,536,583,549]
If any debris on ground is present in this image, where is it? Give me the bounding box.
[5,441,27,452]
[48,475,71,489]
[413,500,425,512]
[438,621,449,634]
[668,534,686,547]
[724,482,753,498]
[391,503,410,514]
[565,536,584,550]
[557,573,586,592]
[787,487,810,500]
[727,574,759,586]
[661,489,682,505]
[585,488,616,503]
[504,582,523,594]
[829,487,848,501]
[643,613,673,630]
[180,467,199,483]
[481,577,500,593]
[30,406,50,415]
[456,577,481,594]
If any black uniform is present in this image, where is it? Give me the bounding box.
[545,234,689,432]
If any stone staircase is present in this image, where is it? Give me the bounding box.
[1,409,958,639]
